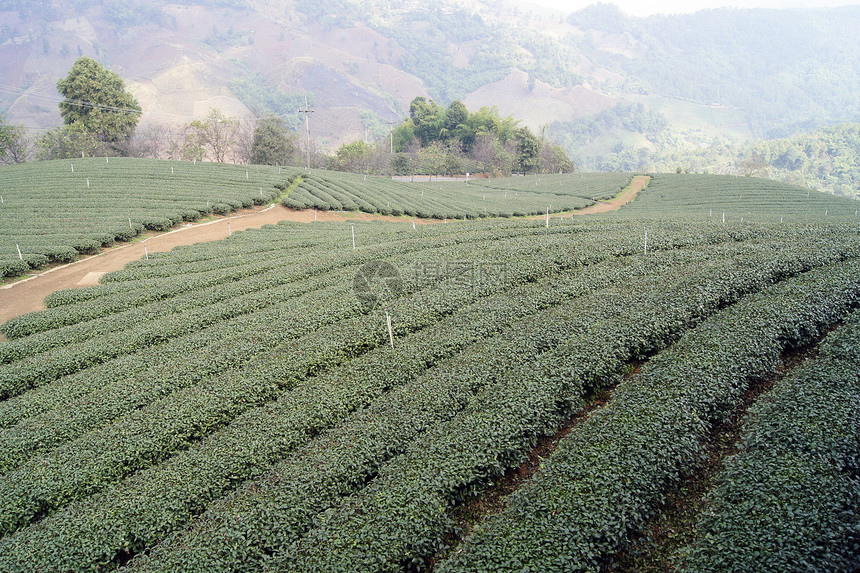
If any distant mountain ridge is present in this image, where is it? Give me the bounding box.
[1,0,858,158]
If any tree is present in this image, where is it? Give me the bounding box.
[391,122,417,153]
[233,117,256,165]
[250,115,297,166]
[418,141,449,180]
[737,155,770,178]
[335,140,373,173]
[125,122,174,159]
[189,108,236,163]
[409,96,445,146]
[56,56,141,151]
[0,113,30,164]
[461,106,518,150]
[443,100,469,140]
[471,132,500,173]
[513,126,541,173]
[37,124,101,160]
[540,143,575,173]
[169,124,204,162]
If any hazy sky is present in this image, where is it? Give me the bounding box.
[525,0,857,17]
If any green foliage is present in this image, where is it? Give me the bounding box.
[442,258,860,572]
[0,158,295,277]
[682,311,860,571]
[37,123,105,160]
[294,0,372,29]
[568,3,632,32]
[188,108,236,163]
[744,123,860,199]
[103,1,174,29]
[513,126,540,174]
[0,113,29,164]
[55,57,141,148]
[204,24,253,48]
[611,173,860,222]
[570,6,860,136]
[392,99,555,174]
[250,115,297,166]
[334,139,372,173]
[283,170,630,218]
[550,101,670,169]
[409,96,446,146]
[2,213,856,571]
[228,73,305,130]
[1,159,859,570]
[365,2,512,102]
[0,0,58,20]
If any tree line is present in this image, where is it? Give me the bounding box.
[0,57,574,177]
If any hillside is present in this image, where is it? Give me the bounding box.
[0,163,858,570]
[0,158,640,278]
[1,0,858,158]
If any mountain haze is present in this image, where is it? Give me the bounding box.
[1,0,858,165]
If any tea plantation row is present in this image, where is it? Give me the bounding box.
[282,171,631,219]
[0,214,858,571]
[0,160,633,277]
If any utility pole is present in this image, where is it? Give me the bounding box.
[299,95,315,169]
[386,119,397,154]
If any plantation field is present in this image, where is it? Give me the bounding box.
[613,173,860,223]
[0,158,298,278]
[0,161,859,571]
[284,170,633,219]
[0,159,635,278]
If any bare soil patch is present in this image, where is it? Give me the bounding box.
[573,174,649,215]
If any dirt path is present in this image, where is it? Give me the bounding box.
[573,175,649,215]
[0,176,649,326]
[528,174,650,219]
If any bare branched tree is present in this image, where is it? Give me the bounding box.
[189,108,237,163]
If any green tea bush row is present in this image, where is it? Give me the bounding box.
[0,228,636,535]
[0,230,601,460]
[440,259,860,573]
[132,241,846,572]
[682,311,860,572]
[281,170,632,219]
[0,222,637,432]
[0,224,627,398]
[0,158,296,276]
[0,238,650,572]
[614,173,860,223]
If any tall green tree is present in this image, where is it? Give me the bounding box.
[409,97,446,146]
[56,57,141,148]
[443,100,469,141]
[513,126,541,173]
[391,122,417,153]
[250,115,297,166]
[335,139,372,173]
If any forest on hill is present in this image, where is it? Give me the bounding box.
[0,0,858,197]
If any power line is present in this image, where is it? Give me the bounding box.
[0,83,141,115]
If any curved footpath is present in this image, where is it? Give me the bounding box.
[0,176,649,326]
